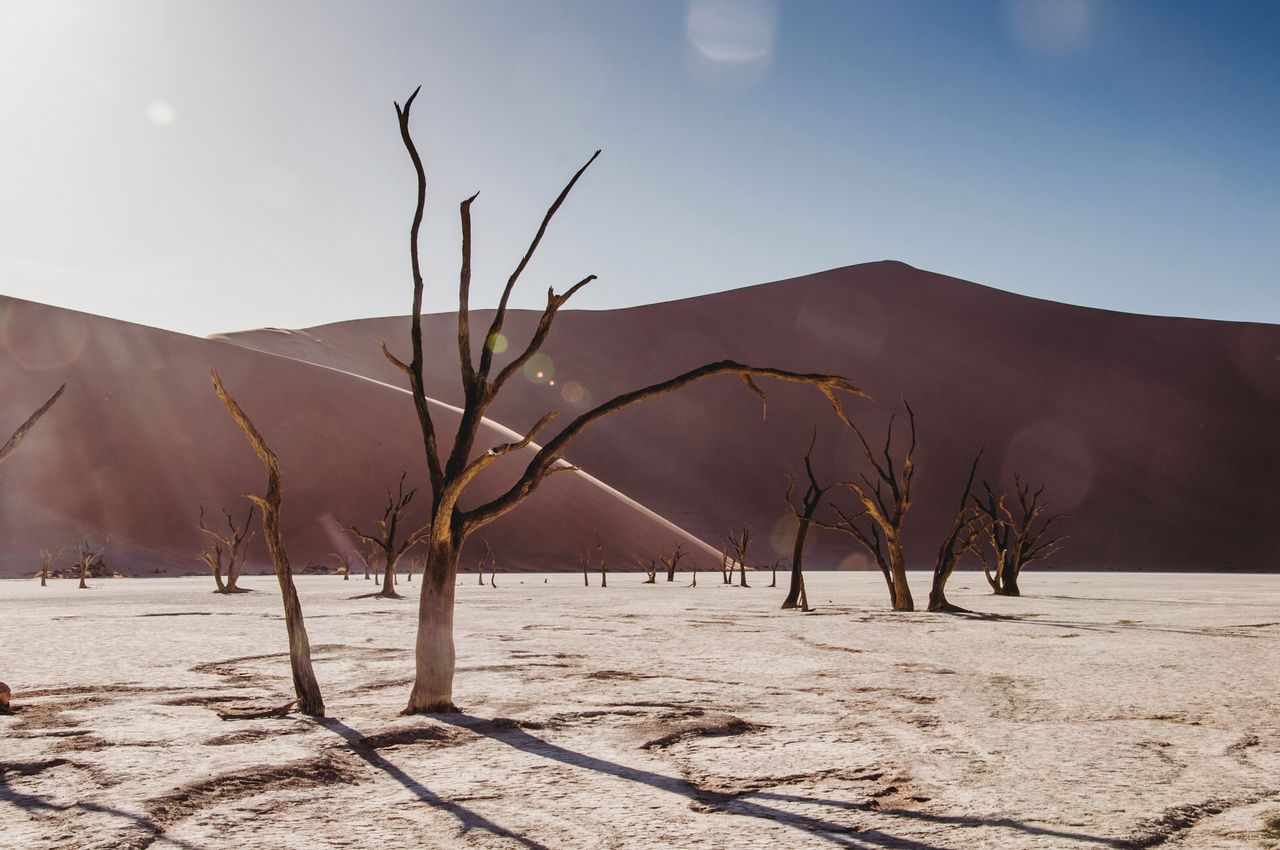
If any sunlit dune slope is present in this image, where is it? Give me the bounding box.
[222,261,1280,571]
[0,297,720,577]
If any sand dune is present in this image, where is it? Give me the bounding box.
[0,296,720,578]
[223,261,1280,572]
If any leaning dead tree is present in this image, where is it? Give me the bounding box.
[385,87,861,713]
[74,539,106,589]
[825,400,917,611]
[344,472,426,600]
[782,431,831,611]
[0,384,66,468]
[637,556,658,584]
[1,384,66,713]
[926,452,983,613]
[211,370,324,716]
[972,476,1067,597]
[197,505,256,593]
[727,524,751,588]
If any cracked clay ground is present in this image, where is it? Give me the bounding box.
[3,571,1279,849]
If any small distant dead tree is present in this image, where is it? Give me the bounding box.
[37,548,62,587]
[385,88,861,712]
[638,556,658,584]
[580,548,591,586]
[329,551,355,580]
[344,472,426,600]
[782,430,830,611]
[720,541,733,584]
[727,524,751,588]
[74,539,106,589]
[661,543,685,582]
[407,554,425,583]
[595,531,607,587]
[972,476,1067,597]
[197,505,256,593]
[926,451,983,613]
[212,369,324,717]
[825,400,916,611]
[479,540,497,588]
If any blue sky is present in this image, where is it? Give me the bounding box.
[1,0,1277,335]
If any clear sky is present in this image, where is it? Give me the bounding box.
[1,0,1278,336]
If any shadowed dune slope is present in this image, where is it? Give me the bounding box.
[0,296,722,578]
[222,261,1280,572]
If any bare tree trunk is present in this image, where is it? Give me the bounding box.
[887,540,913,611]
[997,562,1020,597]
[597,533,607,588]
[405,540,459,714]
[781,514,814,611]
[212,370,324,717]
[382,557,397,594]
[770,559,779,588]
[782,431,827,611]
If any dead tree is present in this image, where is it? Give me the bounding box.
[407,554,425,583]
[197,505,256,593]
[728,524,751,587]
[37,548,61,587]
[385,88,861,713]
[661,543,685,582]
[926,451,983,613]
[973,476,1067,597]
[638,557,658,584]
[330,551,355,580]
[479,540,497,588]
[344,472,426,600]
[782,430,830,611]
[211,370,324,717]
[825,399,917,611]
[5,385,66,591]
[74,539,106,589]
[595,531,607,588]
[769,558,782,588]
[720,542,733,584]
[580,549,591,586]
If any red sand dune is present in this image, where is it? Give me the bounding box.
[223,261,1280,572]
[0,297,721,578]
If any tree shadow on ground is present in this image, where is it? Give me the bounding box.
[0,763,207,850]
[316,717,552,850]
[435,714,1128,849]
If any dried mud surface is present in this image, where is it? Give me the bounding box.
[3,572,1278,849]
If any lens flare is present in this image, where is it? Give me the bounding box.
[769,511,799,556]
[486,332,508,354]
[148,99,176,126]
[560,380,590,407]
[522,353,554,384]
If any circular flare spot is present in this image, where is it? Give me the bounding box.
[561,380,590,407]
[523,353,554,384]
[148,99,176,126]
[486,332,508,354]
